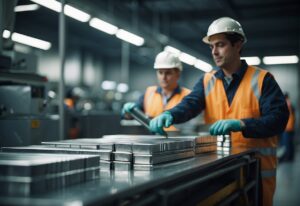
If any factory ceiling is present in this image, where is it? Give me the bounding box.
[13,0,300,68]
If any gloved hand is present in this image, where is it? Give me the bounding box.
[122,102,137,115]
[149,111,173,136]
[209,119,243,135]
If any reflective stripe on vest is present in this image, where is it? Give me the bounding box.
[261,169,276,178]
[251,68,261,100]
[205,74,216,97]
[254,147,277,156]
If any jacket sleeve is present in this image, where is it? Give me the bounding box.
[242,73,289,138]
[168,76,206,124]
[136,93,145,112]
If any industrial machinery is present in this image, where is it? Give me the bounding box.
[0,70,59,147]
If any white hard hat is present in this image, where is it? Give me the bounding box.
[154,51,182,71]
[202,17,247,44]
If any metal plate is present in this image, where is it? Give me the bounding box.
[134,149,195,165]
[113,161,132,171]
[217,146,231,152]
[217,142,232,147]
[100,160,112,170]
[132,139,194,154]
[113,152,133,162]
[195,145,217,154]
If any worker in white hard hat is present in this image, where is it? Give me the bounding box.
[122,51,190,131]
[149,17,289,205]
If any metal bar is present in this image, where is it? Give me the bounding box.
[130,107,151,130]
[59,0,66,140]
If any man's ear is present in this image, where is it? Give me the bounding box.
[235,40,243,53]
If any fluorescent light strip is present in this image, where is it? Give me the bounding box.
[30,0,90,22]
[65,5,90,22]
[263,55,299,65]
[164,45,181,56]
[241,56,261,65]
[30,0,60,12]
[194,59,213,72]
[89,18,118,35]
[179,52,196,65]
[2,30,51,50]
[15,4,40,12]
[116,29,144,46]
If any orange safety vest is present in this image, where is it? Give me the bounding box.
[144,86,190,131]
[285,99,295,132]
[204,66,277,206]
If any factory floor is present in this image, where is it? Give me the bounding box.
[274,144,300,206]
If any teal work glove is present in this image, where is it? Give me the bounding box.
[149,111,173,136]
[209,119,243,135]
[122,102,137,115]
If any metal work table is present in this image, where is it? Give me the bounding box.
[0,147,260,206]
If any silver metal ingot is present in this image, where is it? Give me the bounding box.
[115,142,133,152]
[195,145,217,154]
[217,146,231,152]
[216,135,232,142]
[132,139,194,154]
[113,152,133,162]
[113,161,132,171]
[100,160,112,170]
[134,149,195,164]
[217,141,232,147]
[2,146,110,160]
[194,136,217,144]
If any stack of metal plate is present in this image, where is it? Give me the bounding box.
[217,135,232,154]
[182,135,217,154]
[42,139,115,170]
[132,138,195,170]
[0,152,99,196]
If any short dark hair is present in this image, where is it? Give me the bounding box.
[224,33,244,46]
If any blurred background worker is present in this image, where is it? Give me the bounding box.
[278,92,296,162]
[122,51,190,131]
[149,17,289,206]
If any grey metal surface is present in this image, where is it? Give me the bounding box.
[195,145,217,154]
[217,141,232,147]
[113,152,133,162]
[2,145,109,157]
[100,160,112,170]
[134,149,195,165]
[113,161,132,171]
[0,152,100,197]
[132,138,194,154]
[217,135,231,142]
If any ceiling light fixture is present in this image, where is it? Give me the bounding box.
[263,55,299,65]
[116,29,144,46]
[65,5,90,22]
[89,18,118,35]
[30,0,90,22]
[241,56,261,65]
[194,59,213,72]
[2,30,51,50]
[30,0,60,12]
[14,4,40,12]
[164,45,181,56]
[179,52,196,65]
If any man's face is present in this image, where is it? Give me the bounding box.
[209,33,242,69]
[156,68,180,90]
